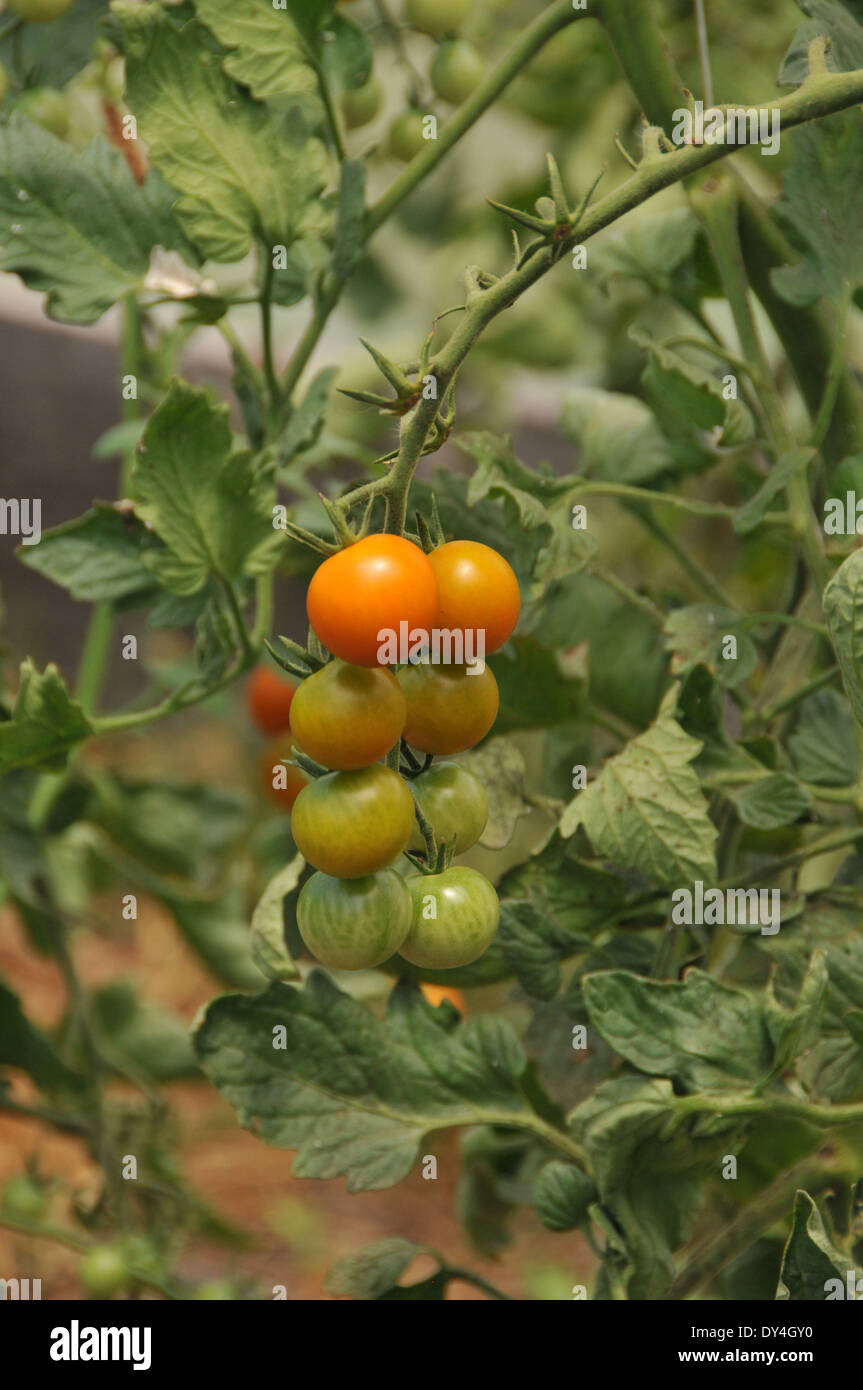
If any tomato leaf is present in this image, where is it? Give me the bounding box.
[0,979,85,1095]
[632,327,754,448]
[115,2,333,262]
[728,772,812,830]
[133,380,282,595]
[561,387,676,485]
[534,1160,596,1231]
[325,1237,429,1299]
[0,119,195,324]
[778,0,863,87]
[193,0,322,105]
[461,737,529,849]
[824,548,863,728]
[776,1190,857,1299]
[194,975,537,1192]
[250,858,303,984]
[561,709,718,888]
[789,688,859,786]
[0,662,91,776]
[17,506,160,606]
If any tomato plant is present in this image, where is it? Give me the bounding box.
[4,0,863,1323]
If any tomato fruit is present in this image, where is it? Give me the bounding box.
[298,868,412,969]
[291,765,415,877]
[431,40,485,103]
[429,540,520,654]
[15,87,69,138]
[307,535,439,667]
[398,663,499,754]
[405,0,472,38]
[341,76,382,129]
[400,867,499,968]
[259,737,308,812]
[387,110,429,162]
[7,0,74,18]
[289,660,406,771]
[2,1175,46,1221]
[246,666,296,734]
[409,761,487,853]
[79,1245,130,1298]
[420,981,466,1012]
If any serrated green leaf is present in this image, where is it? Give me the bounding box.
[0,0,106,88]
[193,0,321,103]
[250,857,303,983]
[534,1161,596,1231]
[664,604,758,689]
[582,969,774,1092]
[164,882,266,990]
[333,158,366,281]
[87,981,197,1082]
[194,976,534,1192]
[771,109,863,306]
[561,387,676,485]
[561,711,717,888]
[489,638,587,734]
[0,978,84,1094]
[764,950,829,1076]
[0,120,194,324]
[325,1237,428,1299]
[569,1074,676,1194]
[17,506,159,605]
[789,688,859,786]
[278,367,339,464]
[0,662,91,776]
[632,328,754,447]
[728,773,812,829]
[824,548,863,727]
[776,1190,856,1299]
[594,207,702,295]
[116,2,333,262]
[133,380,281,595]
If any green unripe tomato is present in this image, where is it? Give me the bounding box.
[430,40,485,104]
[340,76,382,129]
[15,87,69,138]
[298,868,412,969]
[2,1175,46,1222]
[79,1245,131,1299]
[387,110,429,162]
[291,765,416,878]
[409,762,488,855]
[400,866,499,969]
[405,0,472,38]
[7,0,74,20]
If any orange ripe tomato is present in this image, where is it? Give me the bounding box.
[259,737,308,812]
[246,667,297,735]
[420,982,467,1013]
[306,536,439,668]
[428,541,520,654]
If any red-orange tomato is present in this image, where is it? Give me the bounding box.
[428,541,520,654]
[259,737,308,812]
[246,667,297,735]
[306,536,439,668]
[420,982,467,1013]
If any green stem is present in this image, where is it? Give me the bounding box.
[442,1265,512,1300]
[259,249,281,426]
[811,293,851,449]
[628,504,735,608]
[74,602,114,715]
[756,664,839,722]
[674,1090,863,1128]
[588,564,664,626]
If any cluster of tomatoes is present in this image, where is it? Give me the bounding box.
[248,535,520,974]
[339,0,486,162]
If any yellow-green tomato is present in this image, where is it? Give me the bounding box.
[15,87,69,137]
[2,1175,46,1221]
[430,40,485,103]
[341,76,382,129]
[387,110,428,162]
[399,867,499,969]
[298,868,412,969]
[291,765,415,878]
[405,0,472,38]
[289,659,406,771]
[409,762,487,854]
[79,1245,130,1299]
[7,0,74,20]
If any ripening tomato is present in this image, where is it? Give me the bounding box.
[405,0,472,38]
[341,76,382,129]
[15,87,69,137]
[291,765,416,877]
[400,867,499,968]
[298,868,412,969]
[387,110,428,162]
[246,666,296,735]
[420,982,467,1012]
[259,737,308,812]
[409,761,488,853]
[306,535,439,668]
[430,40,486,104]
[428,541,520,654]
[398,663,499,754]
[7,0,74,19]
[289,660,406,771]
